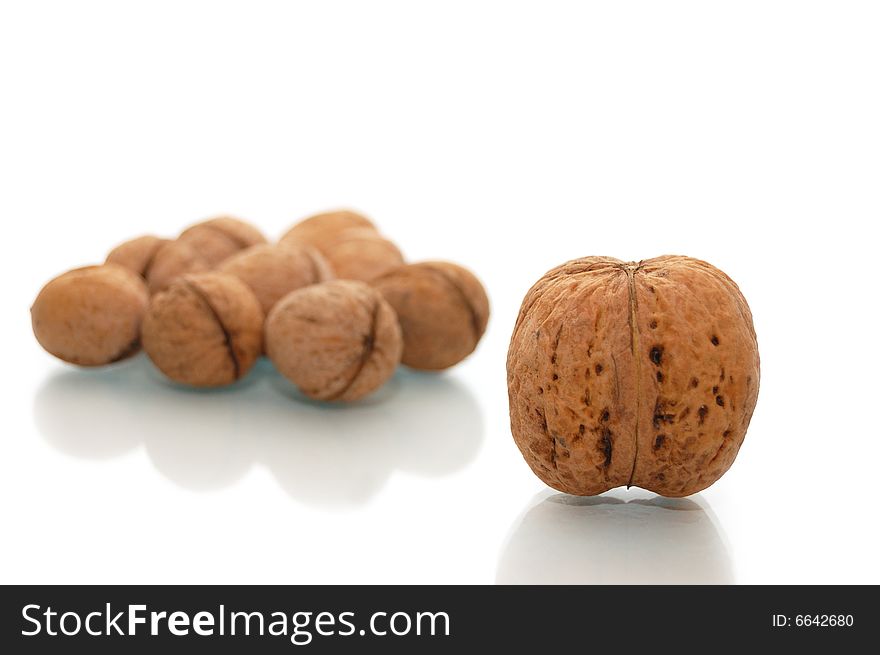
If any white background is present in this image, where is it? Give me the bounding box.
[1,1,878,584]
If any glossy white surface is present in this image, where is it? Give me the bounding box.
[1,1,878,584]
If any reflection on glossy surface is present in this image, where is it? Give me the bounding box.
[497,490,733,584]
[33,356,484,504]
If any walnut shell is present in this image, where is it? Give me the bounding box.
[280,209,377,252]
[218,243,334,314]
[314,228,404,282]
[31,264,149,366]
[373,261,489,370]
[265,280,402,402]
[507,256,760,497]
[142,272,264,387]
[281,210,402,282]
[178,216,267,266]
[145,239,210,294]
[105,235,169,278]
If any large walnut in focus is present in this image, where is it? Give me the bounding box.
[507,256,759,497]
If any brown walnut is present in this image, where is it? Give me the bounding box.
[373,261,489,370]
[314,228,404,282]
[264,280,402,402]
[507,255,760,497]
[105,235,169,278]
[281,210,402,282]
[31,264,149,366]
[145,239,210,294]
[142,272,264,387]
[178,216,267,266]
[218,243,334,315]
[280,209,377,252]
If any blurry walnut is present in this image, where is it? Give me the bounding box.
[105,235,169,278]
[373,261,489,371]
[281,210,402,282]
[178,216,267,266]
[145,239,210,294]
[218,243,334,314]
[31,264,149,366]
[507,255,760,498]
[280,209,377,252]
[312,228,404,282]
[142,272,263,387]
[265,280,402,402]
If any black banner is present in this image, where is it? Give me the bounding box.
[0,585,872,652]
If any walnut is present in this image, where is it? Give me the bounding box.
[144,239,210,294]
[281,211,404,282]
[280,209,376,252]
[507,256,759,497]
[31,264,149,366]
[105,235,169,278]
[265,280,402,401]
[314,228,404,282]
[142,272,264,387]
[373,261,489,370]
[178,216,267,266]
[218,243,333,314]
[108,218,268,294]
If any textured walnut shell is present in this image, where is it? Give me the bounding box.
[145,239,210,294]
[280,209,377,252]
[142,272,264,387]
[105,235,168,278]
[373,261,489,370]
[178,216,267,266]
[31,264,149,366]
[265,280,402,402]
[218,243,334,314]
[507,256,760,498]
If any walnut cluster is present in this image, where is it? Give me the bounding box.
[31,210,489,402]
[507,256,759,497]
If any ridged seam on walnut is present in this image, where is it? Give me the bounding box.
[326,298,380,401]
[624,262,642,488]
[181,278,240,379]
[417,263,482,344]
